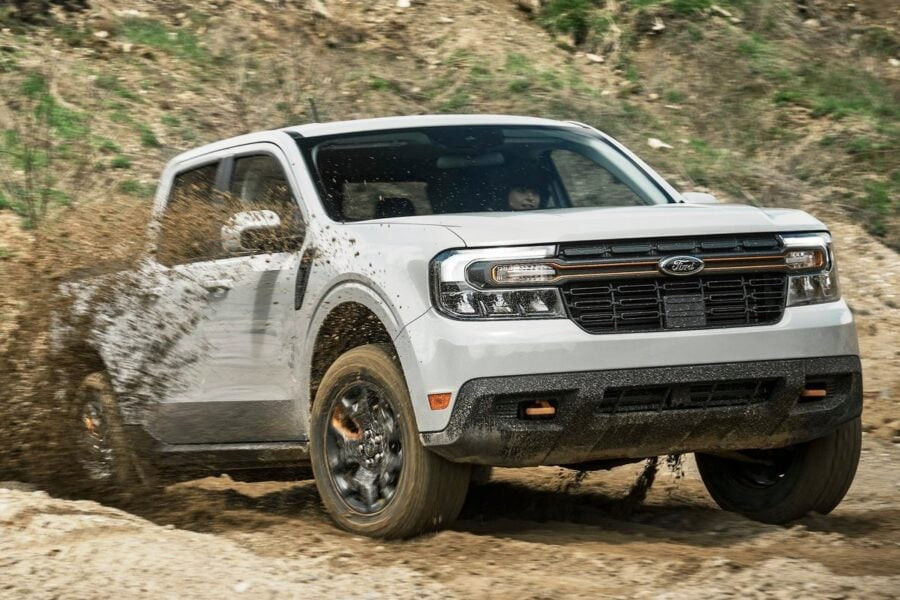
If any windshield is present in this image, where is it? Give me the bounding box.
[298,125,672,222]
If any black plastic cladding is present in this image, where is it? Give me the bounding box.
[421,356,862,467]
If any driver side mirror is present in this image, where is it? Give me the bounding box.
[681,192,719,204]
[221,210,303,254]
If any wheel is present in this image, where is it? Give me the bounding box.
[73,371,157,496]
[310,344,470,538]
[696,417,862,524]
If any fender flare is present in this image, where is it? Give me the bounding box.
[298,280,429,430]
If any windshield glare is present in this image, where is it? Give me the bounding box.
[298,126,672,222]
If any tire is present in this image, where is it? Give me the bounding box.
[696,417,862,524]
[72,371,158,497]
[310,344,470,538]
[812,416,862,514]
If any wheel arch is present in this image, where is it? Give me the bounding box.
[304,282,425,417]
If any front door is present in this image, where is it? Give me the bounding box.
[144,148,308,444]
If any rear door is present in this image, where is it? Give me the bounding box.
[146,146,308,444]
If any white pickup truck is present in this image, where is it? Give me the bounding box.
[58,115,862,538]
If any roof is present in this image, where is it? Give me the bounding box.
[285,114,579,138]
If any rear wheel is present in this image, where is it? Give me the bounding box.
[74,372,157,496]
[696,417,861,524]
[310,344,470,538]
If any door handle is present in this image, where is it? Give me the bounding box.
[200,279,233,294]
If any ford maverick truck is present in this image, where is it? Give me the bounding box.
[58,115,862,538]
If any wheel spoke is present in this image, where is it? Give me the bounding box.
[381,449,402,475]
[327,438,360,471]
[354,470,379,507]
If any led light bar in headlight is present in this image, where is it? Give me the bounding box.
[431,246,566,320]
[492,263,558,284]
[784,249,826,270]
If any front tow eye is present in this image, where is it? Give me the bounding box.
[522,399,557,419]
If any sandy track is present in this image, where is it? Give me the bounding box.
[2,436,897,599]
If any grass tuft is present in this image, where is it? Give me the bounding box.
[119,18,207,62]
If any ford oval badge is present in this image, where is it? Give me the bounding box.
[659,255,705,276]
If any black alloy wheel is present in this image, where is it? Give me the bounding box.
[325,382,404,514]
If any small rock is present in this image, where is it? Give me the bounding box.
[710,4,733,18]
[439,16,454,24]
[396,0,410,7]
[234,581,250,593]
[585,53,604,64]
[93,30,109,39]
[647,93,659,101]
[889,58,900,68]
[803,18,820,28]
[647,138,673,150]
[310,0,330,18]
[121,42,133,53]
[651,17,665,33]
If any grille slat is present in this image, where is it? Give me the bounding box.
[563,273,787,334]
[599,379,778,414]
[560,234,781,261]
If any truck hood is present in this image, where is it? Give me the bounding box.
[374,204,827,247]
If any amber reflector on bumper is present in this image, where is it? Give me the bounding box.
[428,393,452,410]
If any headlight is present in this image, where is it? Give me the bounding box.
[431,246,566,320]
[783,233,840,307]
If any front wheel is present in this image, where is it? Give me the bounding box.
[310,344,471,538]
[696,417,862,524]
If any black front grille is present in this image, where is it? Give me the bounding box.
[599,378,778,414]
[562,273,787,334]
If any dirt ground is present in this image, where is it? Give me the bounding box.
[1,439,898,599]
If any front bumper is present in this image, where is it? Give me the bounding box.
[399,300,859,433]
[420,356,862,466]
